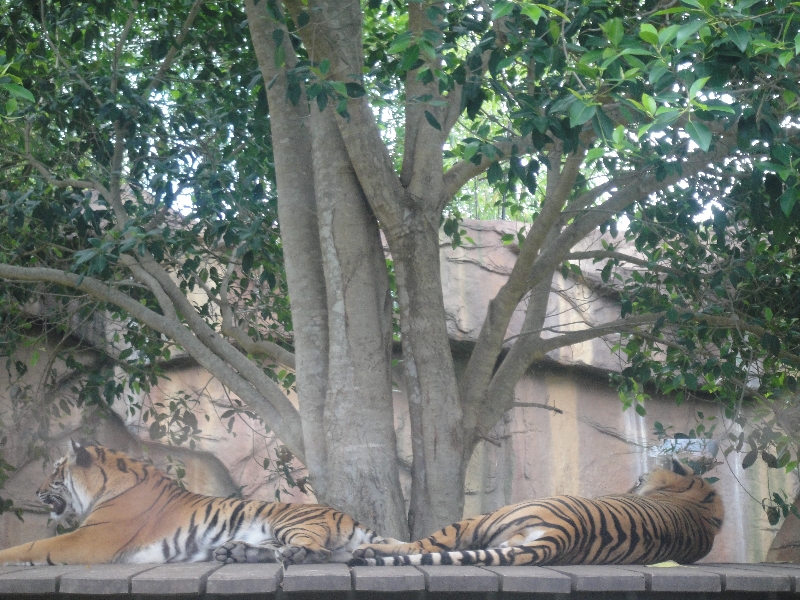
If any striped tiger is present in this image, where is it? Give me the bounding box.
[0,442,402,565]
[350,460,723,567]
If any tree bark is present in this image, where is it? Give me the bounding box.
[245,0,330,494]
[388,220,466,538]
[246,0,407,539]
[310,106,408,539]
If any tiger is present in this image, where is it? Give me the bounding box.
[349,459,723,567]
[0,442,402,566]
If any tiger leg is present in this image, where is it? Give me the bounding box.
[0,528,119,565]
[213,541,282,564]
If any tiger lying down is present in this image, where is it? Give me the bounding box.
[0,442,402,565]
[0,443,722,567]
[349,459,723,567]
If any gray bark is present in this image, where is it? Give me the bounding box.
[245,0,330,492]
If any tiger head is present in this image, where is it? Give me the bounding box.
[37,441,152,523]
[629,459,724,530]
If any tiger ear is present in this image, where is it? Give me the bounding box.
[70,440,93,468]
[670,458,690,476]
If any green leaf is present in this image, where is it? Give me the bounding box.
[764,307,773,321]
[635,403,647,416]
[725,25,751,52]
[344,82,366,98]
[585,147,605,163]
[5,97,18,115]
[676,20,706,48]
[657,24,680,47]
[520,3,543,23]
[387,32,414,54]
[688,76,710,100]
[742,448,758,469]
[568,100,596,127]
[0,83,35,102]
[639,24,659,46]
[424,110,442,130]
[685,120,711,151]
[780,187,798,217]
[641,93,657,116]
[492,1,514,20]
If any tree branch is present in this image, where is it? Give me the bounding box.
[441,136,530,204]
[143,0,205,99]
[0,263,306,460]
[526,128,739,292]
[566,250,685,278]
[460,146,587,403]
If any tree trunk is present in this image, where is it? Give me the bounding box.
[310,106,408,539]
[245,0,330,495]
[388,219,466,538]
[246,0,407,539]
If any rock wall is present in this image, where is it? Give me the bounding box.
[1,220,794,562]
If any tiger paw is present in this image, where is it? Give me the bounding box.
[275,544,307,565]
[276,545,333,565]
[214,541,280,564]
[353,546,379,559]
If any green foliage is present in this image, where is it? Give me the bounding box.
[0,0,291,474]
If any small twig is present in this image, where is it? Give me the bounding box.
[513,402,564,414]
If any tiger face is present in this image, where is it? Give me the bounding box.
[36,456,73,522]
[36,440,136,524]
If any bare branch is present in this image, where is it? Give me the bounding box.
[198,266,297,370]
[513,402,564,414]
[525,128,739,292]
[461,146,587,402]
[24,124,109,195]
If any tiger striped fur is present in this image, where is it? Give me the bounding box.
[0,442,401,565]
[350,460,723,567]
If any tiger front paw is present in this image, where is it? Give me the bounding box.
[214,541,280,564]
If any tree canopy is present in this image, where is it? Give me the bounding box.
[1,0,800,538]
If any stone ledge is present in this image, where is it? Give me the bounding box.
[0,563,796,597]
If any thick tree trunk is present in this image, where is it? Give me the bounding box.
[310,107,408,539]
[388,220,466,538]
[246,0,407,539]
[245,0,330,494]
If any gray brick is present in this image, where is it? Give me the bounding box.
[414,565,498,592]
[481,565,572,593]
[351,566,425,591]
[61,564,159,594]
[617,565,721,592]
[206,563,283,595]
[545,565,646,591]
[0,565,80,594]
[695,564,792,592]
[131,562,222,594]
[282,563,351,592]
